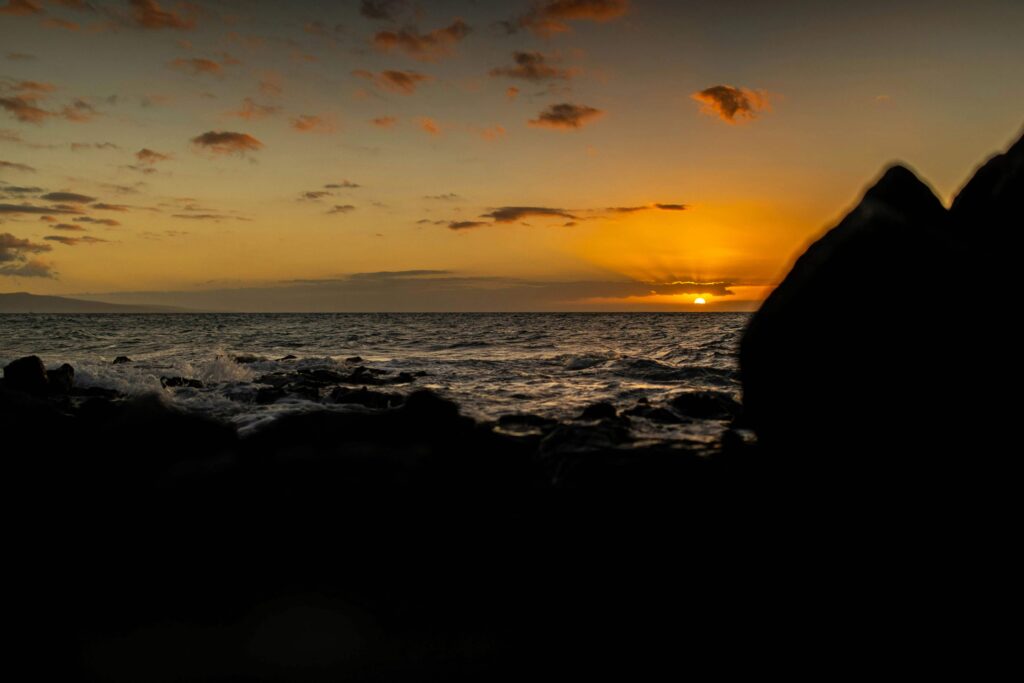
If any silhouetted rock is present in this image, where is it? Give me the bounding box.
[951,129,1023,257]
[277,354,298,361]
[160,376,205,389]
[233,354,263,364]
[578,402,617,420]
[46,363,75,395]
[112,356,132,365]
[669,391,741,420]
[3,355,49,395]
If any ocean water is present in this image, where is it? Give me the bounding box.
[0,313,748,439]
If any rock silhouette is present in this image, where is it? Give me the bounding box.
[741,129,1022,462]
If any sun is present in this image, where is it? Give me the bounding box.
[694,297,707,305]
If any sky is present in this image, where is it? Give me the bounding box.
[1,0,1022,311]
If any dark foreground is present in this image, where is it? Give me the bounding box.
[5,129,1020,680]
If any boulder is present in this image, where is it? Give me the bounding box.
[46,363,75,395]
[3,355,49,396]
[577,402,617,421]
[160,376,205,389]
[112,356,132,365]
[740,164,954,457]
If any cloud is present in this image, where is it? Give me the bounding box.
[129,0,195,30]
[506,86,520,101]
[603,203,688,214]
[6,52,36,61]
[416,116,440,135]
[691,85,769,123]
[360,0,403,21]
[0,184,43,195]
[353,69,431,95]
[373,19,470,61]
[0,160,35,173]
[73,216,120,226]
[507,0,630,36]
[169,58,222,75]
[371,115,397,128]
[0,1,43,17]
[448,220,487,230]
[170,213,242,221]
[490,52,575,81]
[327,204,356,214]
[655,203,687,211]
[475,125,506,141]
[291,114,336,133]
[0,203,80,214]
[134,148,171,165]
[300,191,331,200]
[528,103,603,129]
[70,142,119,151]
[44,234,108,245]
[227,97,280,120]
[0,96,50,123]
[325,180,360,189]
[59,98,97,122]
[53,0,94,9]
[191,130,263,155]
[0,232,53,277]
[41,191,94,203]
[0,258,54,277]
[53,223,86,231]
[482,206,576,223]
[258,72,283,97]
[425,193,460,201]
[92,202,131,211]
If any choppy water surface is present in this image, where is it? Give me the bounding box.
[0,313,748,437]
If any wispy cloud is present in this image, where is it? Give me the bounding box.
[482,206,576,223]
[128,0,196,31]
[291,114,336,133]
[504,0,630,36]
[490,52,575,81]
[227,97,280,120]
[360,0,404,21]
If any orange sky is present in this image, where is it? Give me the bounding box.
[1,0,1022,311]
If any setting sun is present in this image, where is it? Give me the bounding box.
[694,297,707,305]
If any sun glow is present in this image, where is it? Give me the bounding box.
[694,297,707,305]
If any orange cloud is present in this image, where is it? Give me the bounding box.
[476,125,506,141]
[45,234,108,245]
[291,114,336,134]
[0,0,43,16]
[259,71,283,97]
[371,115,397,128]
[169,58,222,75]
[373,19,470,61]
[228,97,280,120]
[691,85,770,123]
[353,69,431,95]
[60,99,97,122]
[490,52,575,81]
[528,103,603,129]
[0,96,49,123]
[416,117,440,135]
[360,0,403,21]
[191,130,263,155]
[509,0,629,36]
[506,86,520,101]
[135,148,171,164]
[129,0,195,30]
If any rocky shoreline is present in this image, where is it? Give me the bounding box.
[5,129,1020,680]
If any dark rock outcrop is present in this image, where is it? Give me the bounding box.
[3,355,49,395]
[741,130,1022,460]
[160,376,205,389]
[46,363,75,395]
[112,356,132,365]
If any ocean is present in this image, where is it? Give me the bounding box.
[0,312,748,440]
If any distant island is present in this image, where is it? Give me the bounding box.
[0,292,190,314]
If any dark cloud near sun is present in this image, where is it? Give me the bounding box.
[44,234,108,245]
[0,0,43,17]
[0,203,80,214]
[0,95,50,123]
[490,52,574,82]
[327,204,356,214]
[528,103,603,129]
[448,220,487,230]
[135,148,171,164]
[326,180,360,189]
[191,131,263,155]
[74,216,120,226]
[41,191,95,203]
[373,19,471,62]
[0,160,35,173]
[691,85,770,123]
[0,231,54,278]
[482,206,576,223]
